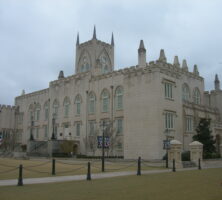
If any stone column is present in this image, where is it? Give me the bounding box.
[168,140,182,168]
[189,141,203,165]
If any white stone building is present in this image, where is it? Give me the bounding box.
[1,28,222,159]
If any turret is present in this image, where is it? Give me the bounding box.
[58,70,64,79]
[173,56,180,67]
[93,25,97,40]
[158,49,167,63]
[76,32,79,46]
[111,32,114,46]
[215,74,220,90]
[193,64,199,76]
[182,59,188,71]
[138,40,146,67]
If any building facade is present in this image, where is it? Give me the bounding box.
[1,28,222,159]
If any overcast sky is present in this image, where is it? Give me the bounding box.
[1,0,222,105]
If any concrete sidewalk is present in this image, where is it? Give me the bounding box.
[0,169,171,186]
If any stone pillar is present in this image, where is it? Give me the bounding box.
[189,141,203,165]
[168,140,182,168]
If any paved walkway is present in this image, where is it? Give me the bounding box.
[0,169,172,186]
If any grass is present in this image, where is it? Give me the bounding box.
[0,158,163,180]
[0,168,222,200]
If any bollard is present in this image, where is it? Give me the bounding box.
[172,159,176,172]
[17,164,23,186]
[166,153,168,168]
[52,159,56,175]
[198,158,201,170]
[137,157,141,176]
[87,162,91,181]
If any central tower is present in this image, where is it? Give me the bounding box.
[75,26,114,75]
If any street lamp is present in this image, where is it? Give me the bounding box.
[51,113,56,140]
[30,115,34,141]
[99,120,110,172]
[164,128,170,168]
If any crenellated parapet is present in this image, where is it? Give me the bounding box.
[0,104,16,111]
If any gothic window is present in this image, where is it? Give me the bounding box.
[165,112,174,129]
[193,88,201,104]
[186,116,193,132]
[89,121,96,136]
[88,92,96,114]
[115,86,123,110]
[28,104,34,121]
[35,103,41,121]
[44,126,48,138]
[164,82,173,99]
[100,55,109,74]
[116,118,123,135]
[81,56,90,72]
[74,95,82,115]
[182,84,190,101]
[101,90,109,113]
[76,122,81,136]
[63,97,70,117]
[53,99,59,118]
[35,128,39,139]
[44,101,49,121]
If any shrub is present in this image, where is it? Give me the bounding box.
[182,151,190,161]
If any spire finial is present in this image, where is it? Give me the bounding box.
[173,56,180,67]
[215,74,219,81]
[111,32,114,46]
[158,49,167,62]
[58,70,64,80]
[138,40,146,52]
[93,25,97,39]
[76,32,79,46]
[193,64,199,76]
[215,74,220,90]
[182,59,188,71]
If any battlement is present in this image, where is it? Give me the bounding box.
[0,104,16,111]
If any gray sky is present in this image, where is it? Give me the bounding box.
[1,0,222,105]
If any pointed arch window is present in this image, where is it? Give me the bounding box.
[100,55,110,74]
[28,104,34,121]
[101,90,109,113]
[115,87,123,110]
[182,84,190,101]
[53,99,59,118]
[34,103,41,121]
[63,97,70,117]
[193,88,201,104]
[75,95,82,115]
[81,56,90,72]
[44,101,49,121]
[88,92,96,114]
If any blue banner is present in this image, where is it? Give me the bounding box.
[97,136,110,148]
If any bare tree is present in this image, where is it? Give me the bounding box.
[0,131,18,152]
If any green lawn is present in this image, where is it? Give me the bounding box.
[0,158,162,180]
[0,168,222,200]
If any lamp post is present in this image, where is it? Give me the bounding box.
[101,120,106,172]
[99,120,111,172]
[165,128,170,168]
[51,113,56,140]
[30,115,34,141]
